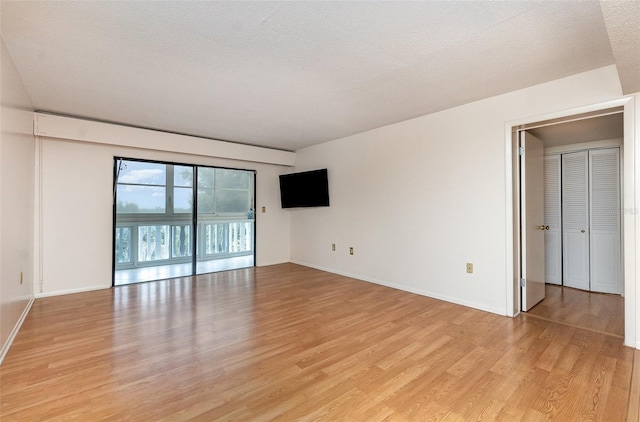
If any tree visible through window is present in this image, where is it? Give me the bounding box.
[196,168,251,215]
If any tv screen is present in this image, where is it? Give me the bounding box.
[279,169,330,208]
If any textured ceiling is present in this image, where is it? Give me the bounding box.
[600,0,640,94]
[1,1,633,151]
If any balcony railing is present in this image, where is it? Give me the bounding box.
[115,219,253,270]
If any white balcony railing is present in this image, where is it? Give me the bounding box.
[115,219,253,269]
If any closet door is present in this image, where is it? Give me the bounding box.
[589,148,622,294]
[544,155,562,285]
[562,151,590,290]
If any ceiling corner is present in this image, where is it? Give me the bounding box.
[600,0,640,94]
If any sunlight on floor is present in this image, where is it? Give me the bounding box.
[114,255,254,285]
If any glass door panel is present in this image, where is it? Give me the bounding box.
[195,167,255,275]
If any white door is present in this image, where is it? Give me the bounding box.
[521,132,546,311]
[589,148,622,294]
[562,151,590,290]
[544,154,562,285]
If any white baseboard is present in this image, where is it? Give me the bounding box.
[35,285,110,298]
[255,260,289,268]
[0,297,35,365]
[291,260,507,317]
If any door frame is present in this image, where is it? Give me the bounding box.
[505,96,636,348]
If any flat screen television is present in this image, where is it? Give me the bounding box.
[279,169,330,208]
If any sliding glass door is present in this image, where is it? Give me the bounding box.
[194,167,255,275]
[113,158,255,285]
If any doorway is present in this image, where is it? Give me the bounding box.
[113,158,256,285]
[509,102,630,341]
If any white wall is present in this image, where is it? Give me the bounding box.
[36,131,292,296]
[0,39,35,361]
[291,65,626,316]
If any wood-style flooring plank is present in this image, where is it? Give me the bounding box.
[526,284,624,338]
[0,264,636,421]
[628,350,640,421]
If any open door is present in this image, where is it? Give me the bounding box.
[520,131,546,311]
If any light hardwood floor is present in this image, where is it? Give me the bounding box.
[1,264,636,420]
[114,255,255,285]
[525,284,624,338]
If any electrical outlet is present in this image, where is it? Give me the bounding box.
[349,247,354,255]
[261,206,266,213]
[332,243,336,251]
[466,263,473,274]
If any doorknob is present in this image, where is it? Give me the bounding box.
[538,225,546,231]
[581,229,586,233]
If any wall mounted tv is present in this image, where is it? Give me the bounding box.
[279,168,330,208]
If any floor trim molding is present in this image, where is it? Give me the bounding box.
[0,297,35,365]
